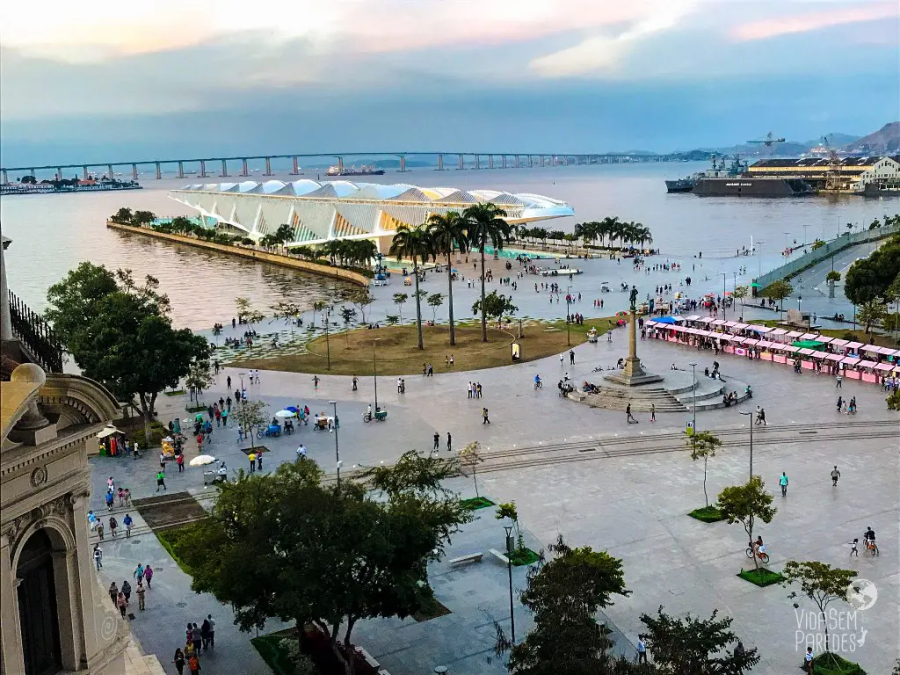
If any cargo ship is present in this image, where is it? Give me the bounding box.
[326,164,386,177]
[692,177,813,197]
[665,155,744,193]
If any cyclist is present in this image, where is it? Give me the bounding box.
[752,536,766,560]
[864,527,876,553]
[534,374,542,389]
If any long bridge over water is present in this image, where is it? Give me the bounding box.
[1,151,690,183]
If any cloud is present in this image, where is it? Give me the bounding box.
[731,1,898,42]
[529,0,700,77]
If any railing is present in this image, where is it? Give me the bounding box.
[8,291,64,373]
[754,222,900,290]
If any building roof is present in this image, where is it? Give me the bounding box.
[170,181,574,245]
[751,156,900,169]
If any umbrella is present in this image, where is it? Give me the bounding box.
[751,282,761,288]
[655,316,677,324]
[615,311,629,317]
[190,455,216,467]
[275,409,296,418]
[285,406,299,413]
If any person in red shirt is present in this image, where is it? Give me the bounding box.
[176,453,185,473]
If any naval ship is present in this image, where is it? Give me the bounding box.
[665,155,742,193]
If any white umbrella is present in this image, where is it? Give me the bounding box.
[190,455,216,467]
[274,410,296,418]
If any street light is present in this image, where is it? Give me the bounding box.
[372,338,381,412]
[330,400,341,487]
[503,523,516,644]
[566,284,573,346]
[721,273,727,321]
[739,410,754,480]
[324,307,332,371]
[689,363,697,435]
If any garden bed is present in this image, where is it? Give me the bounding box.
[687,506,726,523]
[737,567,785,587]
[812,652,866,675]
[253,627,382,675]
[412,595,452,622]
[508,547,541,567]
[154,521,207,574]
[460,496,495,510]
[185,404,207,413]
[165,389,186,397]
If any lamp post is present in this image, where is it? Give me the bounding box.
[325,307,332,370]
[566,284,572,346]
[503,523,516,644]
[721,273,727,321]
[330,400,341,487]
[739,410,754,480]
[689,363,697,435]
[372,338,380,411]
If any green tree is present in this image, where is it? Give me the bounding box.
[732,286,748,310]
[844,235,900,306]
[185,359,215,403]
[427,211,468,345]
[184,457,469,675]
[782,561,857,649]
[45,263,206,445]
[760,280,793,314]
[496,501,525,552]
[274,223,295,251]
[231,399,268,450]
[389,225,436,350]
[459,441,484,497]
[717,477,777,569]
[640,607,760,674]
[473,291,518,328]
[427,293,444,323]
[498,536,631,675]
[463,203,512,341]
[392,292,408,325]
[339,306,357,325]
[342,288,374,324]
[132,210,156,227]
[385,314,399,326]
[857,300,887,333]
[235,296,252,322]
[312,299,327,329]
[688,432,723,508]
[111,207,133,224]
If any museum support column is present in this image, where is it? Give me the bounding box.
[0,532,26,674]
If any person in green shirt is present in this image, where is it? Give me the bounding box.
[156,470,166,492]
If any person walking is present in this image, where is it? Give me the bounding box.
[805,647,814,673]
[136,581,146,610]
[188,653,201,675]
[831,465,841,487]
[226,375,232,390]
[108,582,118,606]
[106,491,114,512]
[206,614,216,647]
[433,432,440,451]
[482,407,490,424]
[756,407,767,426]
[256,451,263,472]
[109,516,118,538]
[173,648,186,675]
[569,349,575,365]
[636,636,648,664]
[121,579,132,604]
[191,623,203,654]
[123,513,134,538]
[313,375,320,390]
[352,375,358,391]
[177,452,185,473]
[626,404,638,424]
[144,564,154,589]
[446,432,452,453]
[848,538,859,557]
[93,544,103,570]
[650,404,656,423]
[201,618,211,650]
[836,396,843,413]
[134,563,145,584]
[835,373,842,388]
[116,591,128,619]
[248,451,257,473]
[97,520,105,541]
[88,509,98,531]
[156,470,166,492]
[779,472,789,497]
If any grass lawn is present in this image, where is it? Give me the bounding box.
[508,547,541,567]
[738,567,785,587]
[812,652,867,675]
[231,321,613,376]
[164,389,186,396]
[687,505,726,523]
[412,595,452,622]
[460,496,496,510]
[154,521,206,574]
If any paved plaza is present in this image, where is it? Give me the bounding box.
[87,307,899,674]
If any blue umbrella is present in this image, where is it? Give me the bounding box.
[285,406,299,413]
[655,316,677,324]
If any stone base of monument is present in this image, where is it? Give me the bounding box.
[602,356,663,387]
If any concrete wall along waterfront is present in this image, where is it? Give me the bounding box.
[106,221,370,287]
[754,222,900,289]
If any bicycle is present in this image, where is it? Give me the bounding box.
[746,545,770,565]
[864,540,879,557]
[534,380,543,390]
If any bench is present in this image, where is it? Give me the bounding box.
[448,552,484,565]
[489,548,510,565]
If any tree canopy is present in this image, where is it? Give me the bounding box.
[473,291,518,325]
[844,234,900,306]
[783,561,857,646]
[717,477,777,569]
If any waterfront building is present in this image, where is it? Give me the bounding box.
[169,180,574,251]
[748,155,900,192]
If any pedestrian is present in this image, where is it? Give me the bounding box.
[226,375,232,389]
[636,635,648,664]
[118,487,125,507]
[650,404,656,423]
[107,475,115,492]
[248,451,256,473]
[256,451,263,471]
[779,472,789,497]
[136,580,146,610]
[93,544,103,570]
[569,349,575,365]
[160,452,166,470]
[191,623,202,654]
[116,591,128,619]
[831,465,841,487]
[756,407,766,426]
[201,618,211,649]
[352,375,358,391]
[448,355,454,368]
[313,375,320,390]
[108,582,118,606]
[177,453,185,472]
[88,509,98,531]
[144,564,154,589]
[482,407,490,424]
[835,373,842,388]
[626,404,638,424]
[397,377,403,393]
[433,432,440,450]
[805,647,814,673]
[467,382,472,399]
[121,579,132,603]
[123,513,133,537]
[206,614,216,647]
[221,408,228,427]
[188,653,201,675]
[97,521,105,540]
[156,470,166,492]
[848,538,859,557]
[124,488,132,507]
[106,491,114,512]
[836,396,843,412]
[560,354,564,366]
[446,432,452,453]
[134,563,145,583]
[109,515,118,538]
[173,648,186,675]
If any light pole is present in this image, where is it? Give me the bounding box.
[689,363,697,435]
[372,338,380,411]
[330,400,341,487]
[503,523,516,644]
[721,273,727,321]
[739,410,754,480]
[325,307,332,370]
[566,284,572,346]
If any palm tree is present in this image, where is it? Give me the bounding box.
[462,203,512,342]
[389,225,436,350]
[427,211,467,346]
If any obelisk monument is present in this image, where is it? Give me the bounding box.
[604,286,663,386]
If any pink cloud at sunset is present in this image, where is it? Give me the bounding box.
[731,2,898,42]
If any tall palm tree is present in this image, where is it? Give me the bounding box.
[389,225,436,350]
[462,203,512,342]
[427,211,467,346]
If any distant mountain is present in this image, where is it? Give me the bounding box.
[843,122,900,154]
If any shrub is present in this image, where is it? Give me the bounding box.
[688,505,726,523]
[812,652,866,675]
[738,568,784,587]
[888,390,900,411]
[241,237,255,245]
[131,421,166,449]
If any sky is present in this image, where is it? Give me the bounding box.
[1,0,898,167]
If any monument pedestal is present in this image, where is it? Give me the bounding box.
[603,309,663,387]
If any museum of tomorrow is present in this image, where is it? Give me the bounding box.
[169,179,574,250]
